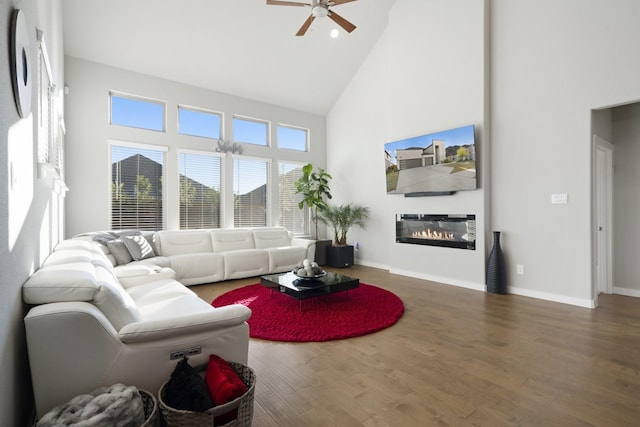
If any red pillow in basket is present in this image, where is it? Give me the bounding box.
[205,354,248,424]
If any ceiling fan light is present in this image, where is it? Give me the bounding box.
[311,5,329,18]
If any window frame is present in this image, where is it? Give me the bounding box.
[109,140,168,230]
[109,91,166,132]
[232,155,272,228]
[277,161,308,235]
[177,149,225,229]
[277,124,309,152]
[232,115,270,147]
[177,104,223,140]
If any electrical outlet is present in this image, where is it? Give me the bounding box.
[517,264,524,275]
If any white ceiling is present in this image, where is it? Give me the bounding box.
[61,0,396,116]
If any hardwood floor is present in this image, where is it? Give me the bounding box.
[190,265,640,426]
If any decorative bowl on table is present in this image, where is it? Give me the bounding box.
[293,269,327,280]
[292,259,326,280]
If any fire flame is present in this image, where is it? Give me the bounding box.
[411,229,455,241]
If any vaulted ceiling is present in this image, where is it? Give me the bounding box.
[62,0,396,115]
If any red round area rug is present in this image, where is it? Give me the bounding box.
[212,283,404,342]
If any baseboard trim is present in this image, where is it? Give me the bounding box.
[356,263,597,308]
[509,286,595,308]
[354,259,390,271]
[389,268,485,292]
[612,286,640,298]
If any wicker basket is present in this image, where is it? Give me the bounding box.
[139,388,159,427]
[158,362,255,427]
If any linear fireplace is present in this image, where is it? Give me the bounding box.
[396,214,476,250]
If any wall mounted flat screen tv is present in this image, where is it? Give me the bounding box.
[384,124,476,196]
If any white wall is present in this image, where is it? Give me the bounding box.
[64,58,326,237]
[328,0,640,307]
[327,0,488,290]
[0,1,65,425]
[613,102,640,295]
[491,0,640,306]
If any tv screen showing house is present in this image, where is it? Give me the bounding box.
[384,124,476,194]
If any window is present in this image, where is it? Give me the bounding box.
[37,31,65,175]
[233,116,269,146]
[178,106,221,139]
[110,93,165,131]
[111,143,166,230]
[278,162,305,234]
[233,158,268,227]
[277,125,308,151]
[179,151,223,229]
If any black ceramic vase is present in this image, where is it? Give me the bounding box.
[486,231,507,294]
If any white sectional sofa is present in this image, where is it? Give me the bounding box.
[22,227,313,417]
[81,227,316,286]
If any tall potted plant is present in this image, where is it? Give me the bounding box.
[294,163,333,264]
[317,203,370,268]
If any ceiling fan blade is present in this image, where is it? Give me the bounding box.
[331,0,358,5]
[296,15,315,36]
[267,0,310,6]
[328,10,356,33]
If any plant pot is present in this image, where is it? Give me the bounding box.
[314,239,331,266]
[327,245,354,268]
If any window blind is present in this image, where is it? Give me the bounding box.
[111,144,165,230]
[278,162,305,234]
[179,152,223,229]
[233,158,268,227]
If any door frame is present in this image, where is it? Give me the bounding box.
[592,134,614,303]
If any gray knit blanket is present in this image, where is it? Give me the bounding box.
[37,383,145,427]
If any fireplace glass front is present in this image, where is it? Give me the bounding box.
[396,214,476,250]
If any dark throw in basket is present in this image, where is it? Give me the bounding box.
[158,362,256,427]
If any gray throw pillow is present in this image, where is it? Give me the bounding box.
[106,239,133,265]
[142,232,160,255]
[123,235,156,261]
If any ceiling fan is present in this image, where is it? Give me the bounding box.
[266,0,358,37]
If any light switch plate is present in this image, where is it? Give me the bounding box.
[551,193,568,204]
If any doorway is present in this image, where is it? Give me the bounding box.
[593,135,613,303]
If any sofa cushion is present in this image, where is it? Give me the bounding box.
[251,227,291,249]
[265,246,307,273]
[125,279,215,321]
[41,250,92,266]
[156,230,213,256]
[122,235,156,261]
[114,265,176,288]
[23,262,99,304]
[93,266,141,330]
[53,239,94,252]
[125,256,171,269]
[210,229,256,253]
[167,253,225,286]
[223,249,268,280]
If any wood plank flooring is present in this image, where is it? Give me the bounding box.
[190,265,640,426]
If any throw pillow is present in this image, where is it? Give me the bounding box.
[106,239,133,265]
[142,232,160,255]
[205,354,248,424]
[122,235,156,261]
[163,357,213,412]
